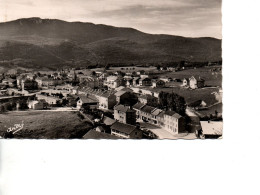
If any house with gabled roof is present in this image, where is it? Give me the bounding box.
[164,111,186,134]
[76,95,99,110]
[182,78,190,87]
[110,121,142,139]
[199,121,223,139]
[114,90,132,103]
[189,76,205,89]
[104,75,125,89]
[114,104,136,125]
[133,102,145,119]
[139,77,152,86]
[150,108,163,125]
[83,129,118,139]
[138,105,156,122]
[152,79,166,88]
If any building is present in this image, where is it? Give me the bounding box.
[83,129,118,139]
[189,76,205,89]
[199,121,223,139]
[160,77,172,83]
[188,100,207,109]
[98,93,117,110]
[79,77,104,89]
[182,78,190,87]
[35,77,43,88]
[139,77,152,86]
[157,111,165,127]
[163,111,186,134]
[22,79,38,90]
[133,102,145,120]
[114,104,136,125]
[114,90,131,103]
[1,78,16,87]
[167,67,176,72]
[28,100,47,110]
[105,76,125,89]
[132,77,140,86]
[138,105,156,122]
[78,87,117,110]
[212,88,223,103]
[36,94,59,105]
[124,76,133,87]
[152,80,166,88]
[138,94,157,105]
[110,121,142,139]
[150,108,163,125]
[76,95,99,110]
[102,116,116,126]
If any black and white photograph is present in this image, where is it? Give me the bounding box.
[1,0,260,195]
[0,0,222,140]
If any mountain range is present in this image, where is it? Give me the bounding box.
[0,17,222,70]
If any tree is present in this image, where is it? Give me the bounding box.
[0,105,7,113]
[158,91,168,109]
[120,93,138,107]
[174,96,186,115]
[62,99,69,106]
[91,71,96,76]
[56,100,62,107]
[18,100,28,110]
[146,96,159,107]
[158,91,186,115]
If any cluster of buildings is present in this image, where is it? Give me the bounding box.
[0,66,223,139]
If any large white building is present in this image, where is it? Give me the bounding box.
[163,111,186,134]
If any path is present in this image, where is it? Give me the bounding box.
[139,122,196,140]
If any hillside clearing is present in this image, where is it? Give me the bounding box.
[0,111,93,139]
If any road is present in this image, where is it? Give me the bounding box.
[139,121,197,140]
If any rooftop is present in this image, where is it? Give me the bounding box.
[140,105,156,114]
[133,102,145,110]
[164,110,183,119]
[83,130,118,139]
[200,121,223,135]
[114,104,134,112]
[78,95,98,104]
[114,90,127,97]
[102,116,116,126]
[111,121,137,135]
[151,108,163,116]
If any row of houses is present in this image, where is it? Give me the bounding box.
[133,103,186,134]
[110,101,186,135]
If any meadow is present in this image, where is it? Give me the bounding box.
[0,111,92,139]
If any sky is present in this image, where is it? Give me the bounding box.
[0,0,222,39]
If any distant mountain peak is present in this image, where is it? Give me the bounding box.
[0,17,222,69]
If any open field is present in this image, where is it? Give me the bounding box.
[149,87,219,106]
[0,111,93,139]
[196,103,223,117]
[158,66,222,87]
[107,66,157,73]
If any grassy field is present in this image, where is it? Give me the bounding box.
[196,103,223,117]
[0,111,93,139]
[158,66,222,87]
[150,87,219,106]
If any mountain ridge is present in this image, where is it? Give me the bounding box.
[0,17,222,70]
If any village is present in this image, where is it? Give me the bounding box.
[0,64,223,139]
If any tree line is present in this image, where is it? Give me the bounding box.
[158,91,186,116]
